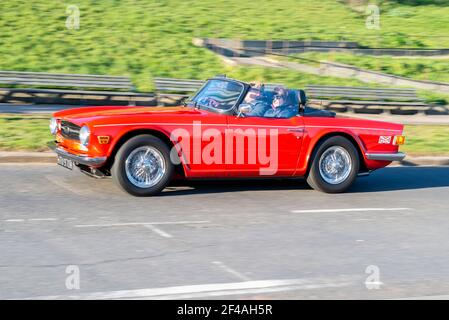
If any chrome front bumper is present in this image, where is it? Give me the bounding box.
[365,152,406,162]
[54,147,107,166]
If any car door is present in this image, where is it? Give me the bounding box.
[180,111,230,177]
[225,113,304,177]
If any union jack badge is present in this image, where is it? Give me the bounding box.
[378,136,392,144]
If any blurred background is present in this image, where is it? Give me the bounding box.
[1,0,449,300]
[0,0,448,90]
[0,0,448,155]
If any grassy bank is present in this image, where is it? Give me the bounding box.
[0,114,448,156]
[295,52,449,84]
[0,115,53,151]
[402,125,449,156]
[284,52,449,105]
[1,0,448,91]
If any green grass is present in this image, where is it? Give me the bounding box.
[0,0,449,91]
[0,115,448,156]
[402,125,449,156]
[0,115,53,151]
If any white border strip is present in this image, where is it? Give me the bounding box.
[75,220,210,228]
[291,208,411,213]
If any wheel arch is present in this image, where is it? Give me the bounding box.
[306,131,367,175]
[105,128,187,178]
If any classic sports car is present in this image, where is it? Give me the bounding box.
[50,76,405,196]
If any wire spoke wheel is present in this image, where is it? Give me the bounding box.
[125,146,166,188]
[318,145,353,185]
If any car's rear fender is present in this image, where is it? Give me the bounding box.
[295,128,368,176]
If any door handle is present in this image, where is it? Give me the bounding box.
[287,128,304,133]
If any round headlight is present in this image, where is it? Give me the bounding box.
[79,125,90,146]
[49,117,58,135]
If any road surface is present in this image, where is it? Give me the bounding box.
[1,163,449,299]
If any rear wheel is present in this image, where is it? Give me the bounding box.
[112,134,173,196]
[306,136,359,193]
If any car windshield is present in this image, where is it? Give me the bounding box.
[191,79,244,112]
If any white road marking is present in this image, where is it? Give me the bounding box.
[44,175,88,196]
[144,224,173,238]
[0,163,52,167]
[291,208,411,214]
[395,294,449,300]
[212,261,251,281]
[365,281,384,287]
[26,276,359,300]
[3,218,59,223]
[75,220,210,228]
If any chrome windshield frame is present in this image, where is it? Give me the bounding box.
[189,78,249,115]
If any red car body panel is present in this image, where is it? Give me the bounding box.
[53,105,404,178]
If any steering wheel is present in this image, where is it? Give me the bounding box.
[200,97,220,108]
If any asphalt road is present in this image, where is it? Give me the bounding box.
[1,163,449,300]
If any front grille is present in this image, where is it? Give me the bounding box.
[60,120,81,141]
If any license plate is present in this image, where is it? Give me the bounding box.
[57,156,73,170]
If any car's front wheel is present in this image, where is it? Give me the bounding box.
[112,134,173,196]
[306,136,359,193]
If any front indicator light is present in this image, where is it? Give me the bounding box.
[394,135,405,145]
[98,136,110,144]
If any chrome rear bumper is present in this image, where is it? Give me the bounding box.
[54,147,107,166]
[365,152,406,162]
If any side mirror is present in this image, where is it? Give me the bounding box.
[237,104,251,117]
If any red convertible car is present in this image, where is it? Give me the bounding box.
[50,76,405,196]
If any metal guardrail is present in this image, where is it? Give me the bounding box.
[0,71,155,106]
[0,71,133,90]
[305,85,429,114]
[0,72,443,114]
[0,87,156,106]
[153,77,204,93]
[154,77,435,114]
[305,85,425,102]
[199,38,449,57]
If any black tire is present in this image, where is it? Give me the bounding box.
[111,134,174,196]
[306,136,359,193]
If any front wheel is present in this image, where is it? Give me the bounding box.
[306,136,359,193]
[112,134,174,196]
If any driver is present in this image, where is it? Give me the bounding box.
[264,87,297,118]
[240,81,271,117]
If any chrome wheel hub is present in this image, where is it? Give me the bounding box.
[318,146,352,185]
[125,146,166,188]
